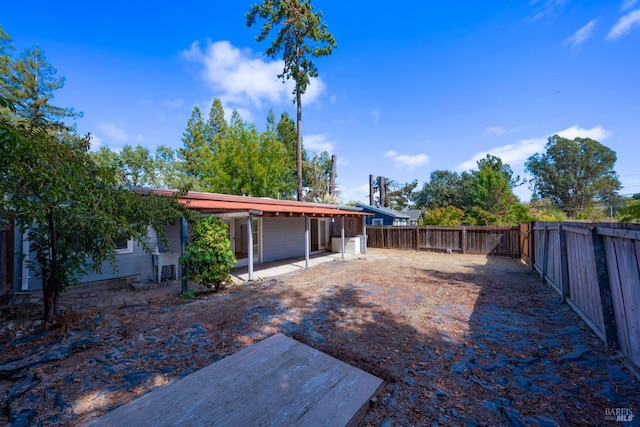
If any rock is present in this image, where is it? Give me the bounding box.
[435,388,449,397]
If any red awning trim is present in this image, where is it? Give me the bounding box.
[149,189,371,217]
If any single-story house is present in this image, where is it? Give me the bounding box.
[404,209,424,226]
[354,204,411,226]
[3,190,371,296]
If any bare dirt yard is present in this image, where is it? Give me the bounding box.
[1,249,639,426]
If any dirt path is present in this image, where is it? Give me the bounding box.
[1,249,638,426]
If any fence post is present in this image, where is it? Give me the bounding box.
[591,226,618,351]
[541,224,549,283]
[529,221,535,271]
[461,227,467,254]
[558,224,569,303]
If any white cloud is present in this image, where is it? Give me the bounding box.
[384,150,430,171]
[337,183,370,204]
[330,94,337,104]
[163,98,184,108]
[454,124,611,172]
[372,109,381,124]
[337,156,349,167]
[99,123,128,142]
[622,0,639,11]
[304,134,336,153]
[182,40,325,108]
[528,0,567,21]
[454,138,546,172]
[484,126,507,135]
[556,124,611,140]
[564,20,597,46]
[607,9,640,39]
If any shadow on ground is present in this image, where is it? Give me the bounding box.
[1,251,639,426]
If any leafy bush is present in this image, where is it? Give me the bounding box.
[180,216,236,292]
[420,206,464,226]
[617,199,640,223]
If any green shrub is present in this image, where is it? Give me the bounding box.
[180,216,236,292]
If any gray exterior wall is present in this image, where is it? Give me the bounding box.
[261,217,306,262]
[15,221,182,292]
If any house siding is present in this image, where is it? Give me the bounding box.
[262,217,306,262]
[15,223,183,292]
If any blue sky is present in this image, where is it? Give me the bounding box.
[3,1,640,203]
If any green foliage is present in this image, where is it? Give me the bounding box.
[575,207,612,222]
[466,207,502,226]
[617,199,640,223]
[247,0,337,200]
[420,206,464,226]
[179,105,212,187]
[476,154,523,189]
[413,157,528,226]
[91,144,192,191]
[246,0,337,97]
[414,170,475,211]
[526,135,621,218]
[1,31,187,322]
[179,289,195,300]
[180,216,236,292]
[277,111,299,197]
[303,151,333,202]
[178,102,297,199]
[5,45,80,123]
[385,180,418,211]
[526,198,568,222]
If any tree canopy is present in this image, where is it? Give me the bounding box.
[247,0,337,201]
[411,155,530,225]
[526,135,621,218]
[0,28,187,322]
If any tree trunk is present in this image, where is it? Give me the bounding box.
[42,277,59,324]
[44,207,59,324]
[296,87,303,202]
[369,174,375,206]
[329,154,336,197]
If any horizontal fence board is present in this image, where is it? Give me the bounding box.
[563,226,592,236]
[597,227,640,241]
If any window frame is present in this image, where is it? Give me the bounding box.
[115,238,134,254]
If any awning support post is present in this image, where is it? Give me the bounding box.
[248,215,254,281]
[341,216,345,259]
[305,216,310,269]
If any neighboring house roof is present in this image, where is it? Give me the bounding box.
[149,189,370,218]
[404,209,423,222]
[354,204,411,219]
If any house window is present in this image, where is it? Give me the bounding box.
[372,218,384,226]
[115,238,134,254]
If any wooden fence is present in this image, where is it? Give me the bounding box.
[366,226,520,256]
[0,219,14,305]
[532,221,640,370]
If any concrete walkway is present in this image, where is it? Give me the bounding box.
[230,251,366,282]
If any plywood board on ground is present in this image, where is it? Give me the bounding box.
[84,333,383,427]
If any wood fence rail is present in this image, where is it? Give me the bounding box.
[530,221,640,372]
[366,226,520,257]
